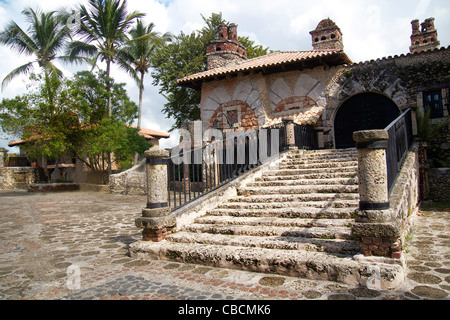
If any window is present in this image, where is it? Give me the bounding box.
[423,91,443,118]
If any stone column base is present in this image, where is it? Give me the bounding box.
[360,237,403,259]
[142,228,168,242]
[135,215,176,242]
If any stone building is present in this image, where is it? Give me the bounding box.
[4,126,170,186]
[178,18,449,153]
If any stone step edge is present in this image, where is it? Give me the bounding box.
[218,200,358,209]
[247,178,358,186]
[229,193,360,202]
[166,231,360,255]
[237,185,359,195]
[183,223,353,240]
[194,216,354,228]
[266,167,358,175]
[278,161,358,169]
[129,241,405,289]
[256,173,358,181]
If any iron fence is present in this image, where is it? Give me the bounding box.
[385,108,413,194]
[294,125,318,150]
[167,123,320,211]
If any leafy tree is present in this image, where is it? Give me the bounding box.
[0,71,150,182]
[416,108,450,167]
[65,0,144,116]
[125,20,172,130]
[151,13,270,131]
[0,7,71,94]
[65,0,145,176]
[123,20,172,164]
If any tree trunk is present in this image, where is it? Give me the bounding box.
[134,71,145,166]
[106,60,112,179]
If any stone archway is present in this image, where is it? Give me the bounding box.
[334,92,401,149]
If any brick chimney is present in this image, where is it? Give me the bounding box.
[409,18,440,54]
[310,18,344,51]
[206,23,248,70]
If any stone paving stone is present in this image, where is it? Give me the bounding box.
[0,190,449,301]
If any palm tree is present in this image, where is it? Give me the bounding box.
[66,0,144,117]
[66,0,144,177]
[125,20,172,164]
[0,7,71,96]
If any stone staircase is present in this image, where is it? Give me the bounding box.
[130,148,405,287]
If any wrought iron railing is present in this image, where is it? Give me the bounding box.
[6,156,30,167]
[385,108,413,194]
[294,125,318,150]
[167,123,320,211]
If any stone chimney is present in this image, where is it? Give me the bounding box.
[310,18,344,51]
[409,17,440,54]
[206,23,248,70]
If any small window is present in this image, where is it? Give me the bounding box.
[314,38,319,42]
[423,39,428,43]
[415,41,420,45]
[321,36,326,41]
[423,91,443,118]
[330,34,336,39]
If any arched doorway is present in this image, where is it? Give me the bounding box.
[334,92,400,149]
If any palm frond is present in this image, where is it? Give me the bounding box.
[1,62,35,90]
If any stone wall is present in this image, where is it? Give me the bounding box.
[109,160,146,195]
[428,168,450,202]
[0,167,44,190]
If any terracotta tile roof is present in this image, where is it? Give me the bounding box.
[128,126,171,139]
[8,126,170,147]
[263,107,324,128]
[177,49,352,86]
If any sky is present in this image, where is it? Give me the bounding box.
[0,0,449,153]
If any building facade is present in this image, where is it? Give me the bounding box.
[178,18,449,154]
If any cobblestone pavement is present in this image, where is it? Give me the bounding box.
[0,190,449,301]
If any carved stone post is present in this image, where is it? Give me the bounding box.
[135,149,175,242]
[283,117,296,149]
[353,130,390,210]
[352,130,403,258]
[0,148,6,168]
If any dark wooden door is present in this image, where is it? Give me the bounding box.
[334,92,400,149]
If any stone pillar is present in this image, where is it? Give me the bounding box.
[0,148,6,168]
[283,117,296,149]
[353,130,389,210]
[135,149,175,242]
[352,130,403,259]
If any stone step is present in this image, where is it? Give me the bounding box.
[184,223,352,239]
[195,215,353,228]
[288,149,357,158]
[229,193,360,204]
[218,199,358,210]
[248,177,358,187]
[286,155,357,162]
[237,184,359,196]
[278,160,358,170]
[166,231,360,255]
[256,172,358,181]
[267,166,358,176]
[206,207,356,219]
[129,241,404,287]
